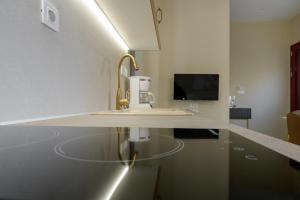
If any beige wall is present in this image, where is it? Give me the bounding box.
[135,52,161,107]
[230,22,291,138]
[137,0,230,122]
[0,0,126,123]
[291,14,300,44]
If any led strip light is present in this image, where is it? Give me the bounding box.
[80,0,129,51]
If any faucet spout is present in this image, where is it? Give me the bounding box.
[116,54,140,110]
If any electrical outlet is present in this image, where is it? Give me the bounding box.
[41,0,59,32]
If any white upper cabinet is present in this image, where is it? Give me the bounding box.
[96,0,161,51]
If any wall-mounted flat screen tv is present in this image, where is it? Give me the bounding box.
[174,74,219,100]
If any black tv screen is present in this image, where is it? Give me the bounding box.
[174,74,219,100]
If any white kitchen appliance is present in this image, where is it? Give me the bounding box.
[129,76,155,109]
[129,128,150,142]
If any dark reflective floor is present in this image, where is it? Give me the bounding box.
[0,126,299,200]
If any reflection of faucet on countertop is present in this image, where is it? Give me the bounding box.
[117,127,151,168]
[116,54,140,110]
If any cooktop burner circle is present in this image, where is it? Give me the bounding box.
[54,132,184,163]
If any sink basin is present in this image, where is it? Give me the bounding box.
[91,108,194,116]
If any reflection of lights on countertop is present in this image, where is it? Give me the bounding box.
[79,0,129,51]
[103,166,129,200]
[233,147,245,151]
[245,155,258,161]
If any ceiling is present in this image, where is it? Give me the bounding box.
[231,0,300,22]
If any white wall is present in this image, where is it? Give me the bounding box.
[135,52,161,106]
[137,0,230,122]
[291,14,300,44]
[0,0,127,123]
[230,22,291,138]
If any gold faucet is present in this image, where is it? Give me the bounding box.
[116,54,139,110]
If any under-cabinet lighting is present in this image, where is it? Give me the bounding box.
[103,166,129,200]
[80,0,129,51]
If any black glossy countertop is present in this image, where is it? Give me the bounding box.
[0,126,299,200]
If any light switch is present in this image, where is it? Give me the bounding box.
[41,0,59,32]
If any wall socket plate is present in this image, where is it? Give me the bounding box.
[41,0,59,32]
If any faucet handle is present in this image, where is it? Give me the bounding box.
[120,99,129,110]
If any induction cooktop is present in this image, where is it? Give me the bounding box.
[0,126,298,200]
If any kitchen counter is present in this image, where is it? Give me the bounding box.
[0,126,299,200]
[92,108,194,116]
[21,113,300,163]
[23,113,228,129]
